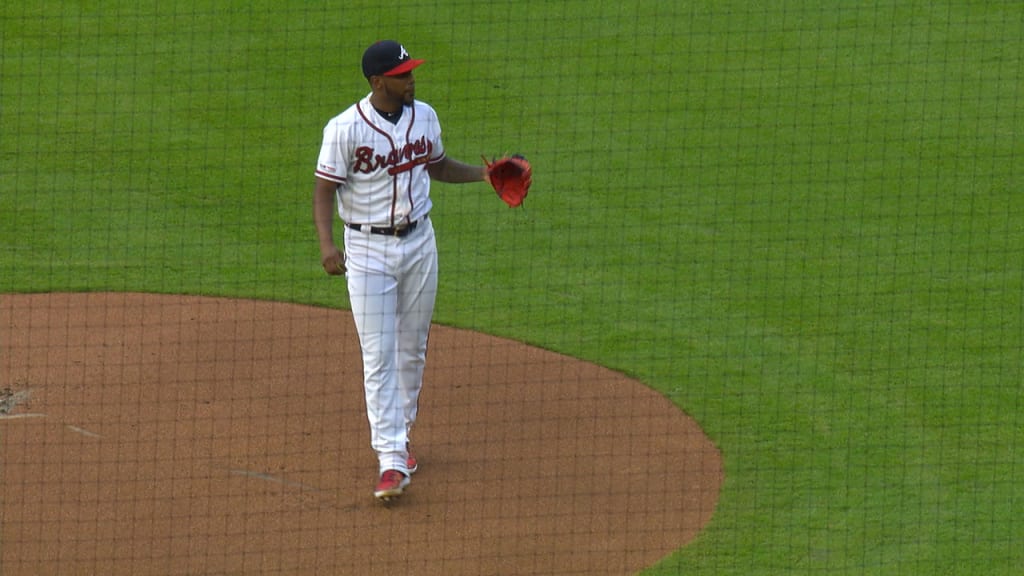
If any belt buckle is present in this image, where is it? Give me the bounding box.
[393,219,416,237]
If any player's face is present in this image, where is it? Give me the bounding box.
[383,71,415,106]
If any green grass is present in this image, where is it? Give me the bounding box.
[2,1,1022,574]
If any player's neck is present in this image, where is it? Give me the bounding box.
[369,95,404,124]
[373,105,403,124]
[369,93,402,113]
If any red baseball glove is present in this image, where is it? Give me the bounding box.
[484,154,532,208]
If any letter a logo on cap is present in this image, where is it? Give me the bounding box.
[398,45,410,60]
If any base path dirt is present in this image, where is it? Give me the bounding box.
[1,292,722,575]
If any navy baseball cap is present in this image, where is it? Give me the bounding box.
[362,40,425,78]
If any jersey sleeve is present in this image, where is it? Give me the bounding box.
[315,121,348,184]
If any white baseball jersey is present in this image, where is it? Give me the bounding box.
[316,94,446,228]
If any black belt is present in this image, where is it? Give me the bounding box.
[347,218,420,238]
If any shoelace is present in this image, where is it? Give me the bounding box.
[380,470,404,486]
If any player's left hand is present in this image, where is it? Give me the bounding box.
[484,154,532,208]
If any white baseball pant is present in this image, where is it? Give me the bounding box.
[344,218,437,475]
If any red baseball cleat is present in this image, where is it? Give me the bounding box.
[374,469,410,501]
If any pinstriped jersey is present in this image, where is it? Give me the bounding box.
[316,95,446,228]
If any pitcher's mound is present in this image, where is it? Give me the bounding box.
[1,292,722,575]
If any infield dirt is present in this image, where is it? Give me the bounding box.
[1,292,722,575]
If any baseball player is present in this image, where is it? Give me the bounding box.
[313,40,488,502]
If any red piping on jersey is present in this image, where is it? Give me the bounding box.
[356,101,403,227]
[315,167,346,184]
[403,104,417,226]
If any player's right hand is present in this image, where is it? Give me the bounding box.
[321,246,346,276]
